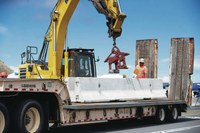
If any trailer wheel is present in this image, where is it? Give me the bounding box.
[15,99,45,133]
[155,107,166,124]
[0,103,9,133]
[167,106,178,122]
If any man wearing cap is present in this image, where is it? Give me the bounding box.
[133,58,148,78]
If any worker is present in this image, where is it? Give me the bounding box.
[133,58,148,78]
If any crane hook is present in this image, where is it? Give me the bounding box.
[104,39,129,73]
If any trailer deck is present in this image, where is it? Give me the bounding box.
[65,100,186,110]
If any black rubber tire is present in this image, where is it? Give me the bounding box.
[0,102,10,133]
[15,99,46,133]
[167,106,178,122]
[155,107,166,124]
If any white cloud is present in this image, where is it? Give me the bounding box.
[127,65,133,69]
[0,25,8,34]
[161,58,169,63]
[43,0,57,8]
[159,76,169,82]
[194,58,200,71]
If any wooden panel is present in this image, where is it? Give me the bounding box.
[169,38,194,103]
[175,39,183,100]
[181,39,189,100]
[189,38,194,75]
[169,39,177,100]
[135,39,158,78]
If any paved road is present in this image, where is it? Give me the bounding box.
[49,107,200,133]
[49,118,200,133]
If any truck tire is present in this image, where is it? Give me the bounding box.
[0,102,9,133]
[15,99,46,133]
[167,106,178,122]
[155,107,166,124]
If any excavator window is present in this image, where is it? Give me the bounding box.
[77,55,92,77]
[68,49,96,77]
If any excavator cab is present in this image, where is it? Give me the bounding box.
[67,49,97,77]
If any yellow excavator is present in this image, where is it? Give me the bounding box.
[19,0,126,79]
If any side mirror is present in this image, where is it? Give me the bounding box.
[21,52,26,64]
[21,52,26,58]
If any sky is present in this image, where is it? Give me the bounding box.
[0,0,199,82]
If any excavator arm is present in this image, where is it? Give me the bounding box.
[44,0,80,78]
[91,0,126,42]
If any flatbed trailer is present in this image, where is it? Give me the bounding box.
[0,78,187,133]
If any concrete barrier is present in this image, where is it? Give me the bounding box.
[66,77,167,103]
